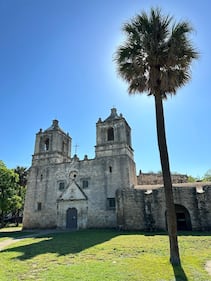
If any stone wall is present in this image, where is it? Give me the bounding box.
[116,183,211,231]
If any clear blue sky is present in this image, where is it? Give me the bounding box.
[0,0,210,178]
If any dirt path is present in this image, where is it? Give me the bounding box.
[205,260,211,276]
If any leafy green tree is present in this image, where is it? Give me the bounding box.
[13,166,28,226]
[115,7,198,265]
[203,169,211,182]
[187,175,198,182]
[0,161,19,227]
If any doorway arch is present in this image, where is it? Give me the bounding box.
[165,204,192,231]
[66,208,77,229]
[175,204,192,231]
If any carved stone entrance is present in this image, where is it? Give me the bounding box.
[66,207,77,229]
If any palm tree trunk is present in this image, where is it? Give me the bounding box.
[154,94,181,265]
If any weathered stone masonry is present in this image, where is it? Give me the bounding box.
[23,108,211,231]
[116,183,211,231]
[23,108,137,229]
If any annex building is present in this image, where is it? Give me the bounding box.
[23,108,211,231]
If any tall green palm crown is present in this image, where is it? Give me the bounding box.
[115,8,198,98]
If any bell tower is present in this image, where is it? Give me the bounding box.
[32,119,71,165]
[95,108,137,188]
[95,108,133,159]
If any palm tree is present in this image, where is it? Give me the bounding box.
[114,7,198,265]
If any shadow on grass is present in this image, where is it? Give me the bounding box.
[177,231,211,237]
[172,264,188,281]
[0,230,23,239]
[0,230,36,239]
[143,230,211,237]
[2,229,120,260]
[2,229,211,262]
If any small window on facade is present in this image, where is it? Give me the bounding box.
[107,127,114,141]
[109,166,112,173]
[107,198,116,209]
[59,182,65,191]
[44,138,49,151]
[40,174,43,181]
[37,202,42,211]
[82,180,89,189]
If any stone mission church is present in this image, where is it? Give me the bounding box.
[23,108,211,231]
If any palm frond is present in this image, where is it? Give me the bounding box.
[128,76,148,94]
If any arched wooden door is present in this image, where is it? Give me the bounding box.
[66,208,77,229]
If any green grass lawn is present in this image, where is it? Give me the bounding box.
[0,228,210,281]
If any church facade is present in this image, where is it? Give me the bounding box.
[23,108,137,229]
[23,108,211,231]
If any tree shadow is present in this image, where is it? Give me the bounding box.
[1,229,120,260]
[2,228,210,266]
[177,231,211,237]
[142,230,211,237]
[172,264,188,281]
[0,230,37,239]
[0,230,23,239]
